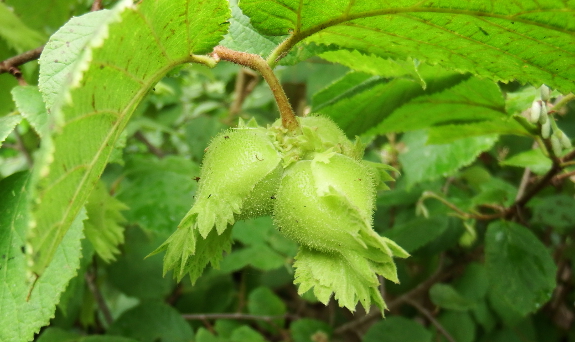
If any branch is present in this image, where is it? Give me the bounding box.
[13,128,33,167]
[182,312,294,323]
[85,268,113,326]
[552,93,575,113]
[91,0,103,11]
[227,68,259,123]
[419,191,505,221]
[505,149,575,219]
[0,46,44,76]
[134,131,164,158]
[0,0,104,78]
[404,297,456,342]
[212,46,299,131]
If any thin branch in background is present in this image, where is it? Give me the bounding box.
[91,0,103,11]
[0,46,44,76]
[134,131,164,158]
[13,127,33,167]
[552,93,575,113]
[0,0,103,79]
[404,297,456,342]
[515,167,532,201]
[508,149,575,216]
[182,312,293,323]
[85,267,113,326]
[184,312,294,340]
[553,169,575,182]
[236,270,247,313]
[378,275,386,315]
[228,67,259,119]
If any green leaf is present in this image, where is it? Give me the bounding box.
[38,9,111,113]
[107,301,194,342]
[429,283,476,311]
[500,149,552,175]
[362,316,431,342]
[319,50,427,88]
[383,216,449,253]
[4,0,83,34]
[312,69,467,137]
[29,0,230,276]
[36,327,81,342]
[219,216,296,273]
[528,194,575,233]
[247,287,286,333]
[427,118,530,144]
[220,244,286,273]
[229,326,268,342]
[372,76,507,135]
[290,318,332,342]
[117,155,199,233]
[471,178,517,208]
[471,301,497,333]
[0,172,86,342]
[84,180,127,263]
[0,114,21,147]
[220,1,278,60]
[175,274,235,314]
[11,86,48,138]
[221,1,331,66]
[37,328,139,342]
[453,263,489,303]
[197,324,268,342]
[398,130,498,188]
[107,227,174,300]
[487,287,525,326]
[485,221,557,316]
[0,2,45,53]
[241,0,575,93]
[437,311,476,342]
[82,337,139,342]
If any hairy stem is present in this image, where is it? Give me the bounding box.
[212,46,299,131]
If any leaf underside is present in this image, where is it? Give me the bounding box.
[0,173,86,342]
[29,0,230,276]
[241,0,575,93]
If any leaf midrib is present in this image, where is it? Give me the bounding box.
[268,5,575,65]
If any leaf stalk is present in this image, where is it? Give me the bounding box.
[212,46,299,131]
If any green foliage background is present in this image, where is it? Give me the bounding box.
[1,0,574,341]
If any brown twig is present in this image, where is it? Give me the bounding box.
[13,127,33,167]
[91,0,103,11]
[134,131,164,158]
[553,169,575,182]
[85,268,113,326]
[182,312,294,323]
[0,46,44,76]
[212,46,299,131]
[404,297,456,342]
[228,68,259,119]
[420,191,505,221]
